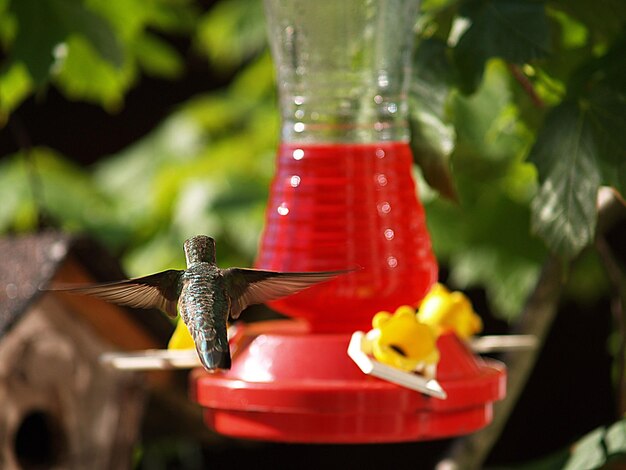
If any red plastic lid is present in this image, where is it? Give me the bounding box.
[192,321,506,443]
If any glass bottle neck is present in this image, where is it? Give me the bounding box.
[264,0,419,144]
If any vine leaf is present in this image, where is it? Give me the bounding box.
[410,38,458,201]
[529,101,601,259]
[453,0,551,94]
[587,85,626,165]
[563,420,626,470]
[410,115,458,202]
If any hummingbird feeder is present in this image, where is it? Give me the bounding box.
[192,0,506,442]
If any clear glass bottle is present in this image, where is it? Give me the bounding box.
[256,0,437,333]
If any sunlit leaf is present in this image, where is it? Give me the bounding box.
[0,155,37,232]
[87,0,152,39]
[546,7,588,49]
[605,420,626,456]
[61,0,124,68]
[137,0,198,34]
[453,0,551,93]
[53,35,133,110]
[184,93,252,133]
[229,52,275,100]
[549,0,626,43]
[0,62,32,122]
[132,32,184,79]
[530,101,600,259]
[563,427,606,470]
[196,0,267,68]
[451,61,530,179]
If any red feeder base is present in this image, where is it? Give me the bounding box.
[191,320,506,443]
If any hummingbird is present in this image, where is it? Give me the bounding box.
[51,235,349,371]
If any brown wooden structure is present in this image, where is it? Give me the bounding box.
[0,232,175,469]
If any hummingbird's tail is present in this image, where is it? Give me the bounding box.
[198,346,231,370]
[195,333,232,370]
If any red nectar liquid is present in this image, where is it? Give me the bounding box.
[256,142,438,332]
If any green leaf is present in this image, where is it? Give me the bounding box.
[132,32,184,79]
[196,0,267,69]
[574,40,626,165]
[421,60,543,319]
[425,181,545,319]
[0,62,32,122]
[549,38,626,202]
[530,101,601,259]
[53,35,133,110]
[546,7,588,49]
[32,149,114,229]
[86,0,152,39]
[563,427,606,470]
[8,0,123,85]
[586,85,626,165]
[0,148,123,243]
[564,250,609,304]
[184,93,251,133]
[450,246,541,320]
[453,0,551,93]
[410,115,458,201]
[9,0,67,84]
[606,420,626,456]
[229,52,275,101]
[451,61,530,180]
[59,0,124,68]
[0,154,37,232]
[549,0,626,43]
[410,38,458,201]
[86,0,197,42]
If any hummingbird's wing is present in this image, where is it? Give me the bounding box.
[222,268,352,319]
[47,270,184,317]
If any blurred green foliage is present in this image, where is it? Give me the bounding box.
[0,0,624,322]
[1,1,625,466]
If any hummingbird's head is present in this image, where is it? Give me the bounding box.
[184,235,216,266]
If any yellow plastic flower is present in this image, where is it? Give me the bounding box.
[370,305,439,372]
[417,283,483,339]
[168,318,195,350]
